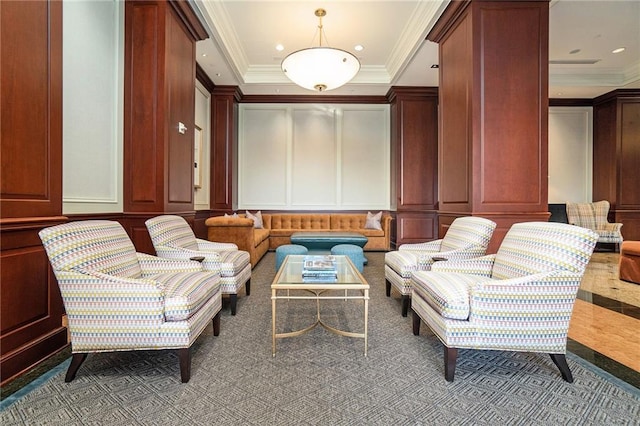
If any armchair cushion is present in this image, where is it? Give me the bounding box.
[157,271,221,321]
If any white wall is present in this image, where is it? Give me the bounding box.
[62,0,123,214]
[194,82,211,210]
[548,106,593,204]
[237,104,390,211]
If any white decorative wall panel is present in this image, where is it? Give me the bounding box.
[239,107,289,208]
[238,104,390,210]
[548,107,593,203]
[291,108,337,207]
[194,82,211,210]
[63,0,123,214]
[341,109,389,208]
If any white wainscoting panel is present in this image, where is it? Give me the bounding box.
[548,106,593,203]
[239,107,289,208]
[291,107,337,207]
[238,104,390,211]
[194,82,211,210]
[63,0,123,214]
[340,108,389,208]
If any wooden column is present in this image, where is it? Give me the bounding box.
[593,89,640,241]
[387,87,439,247]
[0,0,68,385]
[210,86,241,213]
[429,0,550,251]
[123,0,207,251]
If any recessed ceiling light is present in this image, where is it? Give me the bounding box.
[430,64,439,69]
[612,47,625,54]
[202,53,207,57]
[276,44,284,51]
[216,73,221,77]
[354,45,364,52]
[569,49,580,54]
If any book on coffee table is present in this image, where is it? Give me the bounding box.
[302,255,337,271]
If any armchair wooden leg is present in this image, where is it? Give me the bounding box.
[549,353,574,383]
[229,294,238,316]
[178,348,191,383]
[65,353,88,382]
[412,309,421,335]
[385,279,391,297]
[212,311,221,336]
[444,347,458,382]
[401,295,410,317]
[245,279,251,296]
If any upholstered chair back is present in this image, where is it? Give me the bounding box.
[567,200,612,230]
[39,220,142,278]
[491,222,598,280]
[145,215,199,251]
[440,216,497,252]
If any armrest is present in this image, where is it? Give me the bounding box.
[399,239,443,252]
[205,216,254,227]
[136,252,204,275]
[205,217,258,254]
[599,222,623,232]
[56,270,165,328]
[196,238,238,251]
[431,254,496,277]
[469,271,583,324]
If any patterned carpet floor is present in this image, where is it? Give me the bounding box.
[1,252,639,425]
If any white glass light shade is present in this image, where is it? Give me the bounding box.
[281,47,360,92]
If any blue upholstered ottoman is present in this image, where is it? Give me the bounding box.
[331,244,365,273]
[275,244,308,271]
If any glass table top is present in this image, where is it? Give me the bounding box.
[273,255,367,287]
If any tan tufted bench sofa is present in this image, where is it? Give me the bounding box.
[205,213,392,267]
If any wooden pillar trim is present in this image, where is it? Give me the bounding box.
[433,0,550,247]
[168,0,209,41]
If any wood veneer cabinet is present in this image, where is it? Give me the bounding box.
[0,1,68,385]
[388,87,439,247]
[593,89,640,240]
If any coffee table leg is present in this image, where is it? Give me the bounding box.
[272,288,277,356]
[364,289,369,357]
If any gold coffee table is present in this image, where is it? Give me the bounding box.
[271,255,369,356]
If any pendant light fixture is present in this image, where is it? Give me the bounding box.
[281,8,360,92]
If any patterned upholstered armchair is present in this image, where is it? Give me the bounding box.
[411,222,598,382]
[39,220,223,383]
[384,217,496,316]
[145,215,251,315]
[566,200,623,251]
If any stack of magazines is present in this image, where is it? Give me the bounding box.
[302,255,338,283]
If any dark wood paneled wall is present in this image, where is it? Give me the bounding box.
[124,0,202,215]
[593,90,640,241]
[211,86,241,213]
[429,0,550,251]
[1,0,207,385]
[0,1,68,385]
[387,87,439,247]
[122,0,207,247]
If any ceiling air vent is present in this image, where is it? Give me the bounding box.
[549,59,601,65]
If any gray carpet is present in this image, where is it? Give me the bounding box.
[1,252,638,425]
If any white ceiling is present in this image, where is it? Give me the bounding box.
[192,0,640,98]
